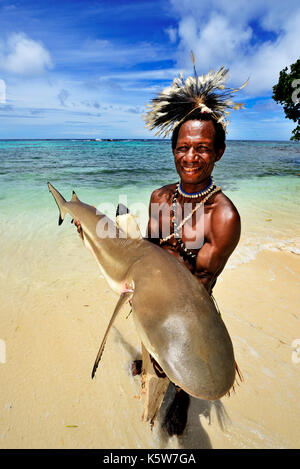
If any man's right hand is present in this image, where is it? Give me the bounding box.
[73,206,95,236]
[74,219,82,235]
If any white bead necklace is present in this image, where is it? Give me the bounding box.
[178,177,215,198]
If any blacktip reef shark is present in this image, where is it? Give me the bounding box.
[47,182,237,400]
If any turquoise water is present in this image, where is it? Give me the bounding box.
[0,139,299,259]
[1,138,299,200]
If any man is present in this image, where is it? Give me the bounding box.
[140,114,241,436]
[133,61,246,436]
[146,116,240,295]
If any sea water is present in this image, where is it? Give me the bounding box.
[0,139,299,267]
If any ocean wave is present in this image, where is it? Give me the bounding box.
[226,238,300,270]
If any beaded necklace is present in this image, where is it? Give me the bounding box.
[178,177,215,198]
[160,183,222,265]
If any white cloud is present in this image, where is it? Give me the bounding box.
[165,26,177,44]
[168,0,300,95]
[57,89,69,107]
[178,14,252,65]
[0,33,53,75]
[56,38,164,67]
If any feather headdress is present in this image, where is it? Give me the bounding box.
[143,51,248,137]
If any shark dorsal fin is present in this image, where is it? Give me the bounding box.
[116,203,129,217]
[72,190,79,201]
[116,204,142,240]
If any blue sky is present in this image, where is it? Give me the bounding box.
[0,0,299,140]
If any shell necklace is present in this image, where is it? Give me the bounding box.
[178,176,215,198]
[160,182,222,263]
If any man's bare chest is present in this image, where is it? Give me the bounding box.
[159,201,211,250]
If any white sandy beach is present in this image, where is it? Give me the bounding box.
[1,0,300,451]
[0,209,299,449]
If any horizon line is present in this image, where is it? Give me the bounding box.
[0,138,297,143]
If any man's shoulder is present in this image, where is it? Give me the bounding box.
[211,192,241,232]
[150,183,177,204]
[212,190,239,214]
[210,191,241,231]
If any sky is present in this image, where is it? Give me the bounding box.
[0,0,299,140]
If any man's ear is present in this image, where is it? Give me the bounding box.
[215,144,226,162]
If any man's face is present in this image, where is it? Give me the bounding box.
[173,120,225,186]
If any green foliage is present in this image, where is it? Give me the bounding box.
[272,59,300,140]
[291,124,300,141]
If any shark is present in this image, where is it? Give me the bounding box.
[47,182,236,400]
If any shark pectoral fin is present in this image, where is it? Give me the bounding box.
[91,291,133,379]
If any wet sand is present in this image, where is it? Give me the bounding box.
[0,227,299,449]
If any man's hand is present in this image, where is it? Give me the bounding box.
[73,205,95,236]
[74,219,82,235]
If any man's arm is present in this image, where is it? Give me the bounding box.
[146,189,163,244]
[194,202,241,294]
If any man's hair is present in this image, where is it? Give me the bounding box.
[171,112,226,151]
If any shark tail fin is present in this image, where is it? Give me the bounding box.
[47,182,68,225]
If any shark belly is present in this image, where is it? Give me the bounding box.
[83,234,122,294]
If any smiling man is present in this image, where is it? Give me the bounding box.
[147,116,240,296]
[139,59,247,436]
[143,115,240,436]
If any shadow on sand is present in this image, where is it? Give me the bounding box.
[115,327,231,449]
[155,385,231,449]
